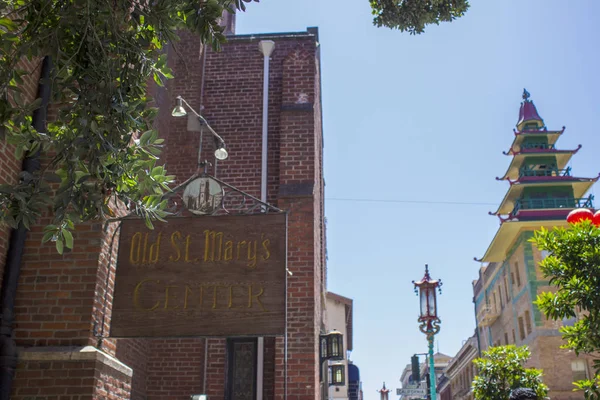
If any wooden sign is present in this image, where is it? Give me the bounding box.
[110,213,287,337]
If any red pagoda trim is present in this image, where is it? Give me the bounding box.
[517,90,544,128]
[502,144,582,156]
[513,126,565,136]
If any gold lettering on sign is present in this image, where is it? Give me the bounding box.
[236,241,247,261]
[248,285,267,311]
[224,240,233,261]
[163,285,179,309]
[204,230,224,262]
[262,238,271,261]
[184,285,193,309]
[130,281,270,312]
[149,233,162,264]
[133,279,160,311]
[247,241,257,269]
[169,231,182,262]
[184,234,198,263]
[130,232,142,264]
[129,232,161,265]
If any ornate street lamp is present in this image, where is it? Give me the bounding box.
[329,363,345,386]
[320,330,344,361]
[413,264,442,400]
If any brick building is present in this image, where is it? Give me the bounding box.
[473,90,597,399]
[1,16,332,400]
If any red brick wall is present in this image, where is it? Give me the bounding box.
[12,359,97,399]
[154,30,325,400]
[115,339,150,400]
[146,338,206,399]
[14,220,105,347]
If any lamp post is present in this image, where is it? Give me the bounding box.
[172,96,228,164]
[413,264,442,400]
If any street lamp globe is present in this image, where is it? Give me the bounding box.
[171,97,187,117]
[214,143,228,161]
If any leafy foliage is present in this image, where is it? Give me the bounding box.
[370,0,470,34]
[531,221,600,397]
[472,345,548,400]
[0,0,256,253]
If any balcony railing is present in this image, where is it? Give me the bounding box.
[477,305,500,327]
[512,195,594,215]
[520,143,555,151]
[519,166,571,178]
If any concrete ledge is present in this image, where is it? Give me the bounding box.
[18,345,133,377]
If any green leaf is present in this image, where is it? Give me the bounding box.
[55,239,64,254]
[62,229,74,249]
[0,18,18,31]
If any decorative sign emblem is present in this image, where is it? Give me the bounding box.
[110,213,287,338]
[182,176,224,215]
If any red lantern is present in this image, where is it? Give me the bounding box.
[566,208,593,224]
[593,211,600,227]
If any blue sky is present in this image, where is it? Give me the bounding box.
[238,1,600,398]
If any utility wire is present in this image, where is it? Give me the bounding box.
[325,197,498,206]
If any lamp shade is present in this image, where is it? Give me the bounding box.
[418,284,437,318]
[214,144,228,161]
[172,97,187,117]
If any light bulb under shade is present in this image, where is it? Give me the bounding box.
[214,146,228,161]
[171,105,187,117]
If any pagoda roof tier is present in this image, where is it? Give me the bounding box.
[506,127,565,153]
[476,219,571,263]
[499,147,581,180]
[491,177,598,215]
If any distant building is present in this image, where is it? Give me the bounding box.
[400,352,452,400]
[473,90,597,399]
[326,292,362,400]
[441,334,478,400]
[348,363,363,400]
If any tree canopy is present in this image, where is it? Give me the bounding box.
[370,0,470,34]
[472,345,548,400]
[531,221,600,398]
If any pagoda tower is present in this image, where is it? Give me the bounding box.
[473,90,598,400]
[480,89,598,261]
[377,382,391,400]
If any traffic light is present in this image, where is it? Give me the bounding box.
[411,355,420,383]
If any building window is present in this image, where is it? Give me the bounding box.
[518,316,526,340]
[504,332,509,345]
[572,360,588,382]
[515,262,521,288]
[493,292,498,312]
[499,287,504,308]
[504,276,510,300]
[524,310,533,335]
[512,329,516,343]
